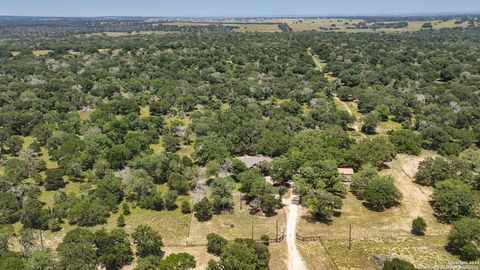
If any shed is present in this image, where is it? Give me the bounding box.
[338,167,354,182]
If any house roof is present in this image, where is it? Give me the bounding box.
[337,168,354,175]
[237,155,273,168]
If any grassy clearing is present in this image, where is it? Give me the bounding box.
[122,207,191,246]
[140,106,150,117]
[165,115,193,128]
[22,136,34,149]
[286,18,364,32]
[84,31,171,38]
[177,144,194,157]
[376,119,403,134]
[307,48,337,82]
[269,241,288,270]
[333,98,347,112]
[296,151,456,268]
[78,111,91,121]
[37,206,190,251]
[150,137,164,153]
[322,235,453,270]
[188,191,286,245]
[162,22,281,32]
[40,147,58,169]
[33,198,190,252]
[324,72,337,82]
[231,24,281,33]
[38,181,83,207]
[297,241,338,270]
[32,50,53,56]
[307,47,326,71]
[344,102,361,119]
[67,50,81,56]
[284,18,470,33]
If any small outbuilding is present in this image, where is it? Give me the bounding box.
[338,167,354,182]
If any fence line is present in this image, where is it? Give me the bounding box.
[165,232,285,248]
[295,229,447,240]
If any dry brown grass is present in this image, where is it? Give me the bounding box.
[231,24,281,33]
[84,31,171,38]
[32,50,53,56]
[269,241,288,270]
[162,22,281,32]
[284,18,470,33]
[296,151,457,269]
[286,18,364,32]
[188,191,286,245]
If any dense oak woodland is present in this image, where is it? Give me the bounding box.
[0,27,479,268]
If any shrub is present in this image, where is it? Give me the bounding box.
[260,235,270,246]
[411,217,427,235]
[383,258,415,270]
[363,176,402,210]
[181,201,191,214]
[44,168,66,191]
[165,191,178,211]
[117,214,126,227]
[194,198,213,222]
[447,218,480,261]
[207,233,227,256]
[122,202,131,215]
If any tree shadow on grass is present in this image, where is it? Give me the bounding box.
[361,201,400,212]
[301,213,335,226]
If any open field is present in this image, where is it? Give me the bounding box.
[285,18,364,32]
[269,241,288,270]
[83,31,172,37]
[188,191,286,245]
[38,181,82,207]
[274,18,475,33]
[140,105,150,117]
[296,151,457,269]
[32,50,53,56]
[162,22,281,32]
[377,119,403,134]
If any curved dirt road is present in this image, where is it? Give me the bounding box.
[284,192,307,270]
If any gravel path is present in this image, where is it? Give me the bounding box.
[284,191,308,270]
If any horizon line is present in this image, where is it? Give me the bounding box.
[1,11,479,19]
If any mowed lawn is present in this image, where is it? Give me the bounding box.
[296,151,458,269]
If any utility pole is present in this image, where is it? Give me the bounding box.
[348,223,352,250]
[39,229,44,249]
[251,221,254,240]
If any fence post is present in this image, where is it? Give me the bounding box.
[39,229,44,249]
[251,221,254,240]
[348,223,352,250]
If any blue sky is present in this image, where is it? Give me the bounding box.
[1,0,479,17]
